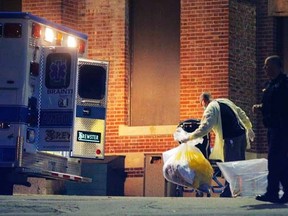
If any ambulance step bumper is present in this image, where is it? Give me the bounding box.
[19,167,92,183]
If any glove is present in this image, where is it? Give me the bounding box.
[247,128,255,142]
[173,127,190,143]
[179,135,190,143]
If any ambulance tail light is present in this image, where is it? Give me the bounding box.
[96,149,102,155]
[44,27,54,43]
[27,97,38,127]
[27,114,37,127]
[26,129,36,143]
[30,62,39,76]
[78,39,86,54]
[28,97,37,110]
[67,35,77,48]
[4,23,22,38]
[0,122,10,129]
[32,22,41,38]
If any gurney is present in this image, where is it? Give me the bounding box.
[163,119,225,197]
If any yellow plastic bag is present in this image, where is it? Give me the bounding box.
[163,142,213,190]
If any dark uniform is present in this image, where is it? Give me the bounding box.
[218,101,246,161]
[218,101,247,197]
[261,73,288,199]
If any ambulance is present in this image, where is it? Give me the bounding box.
[0,12,109,195]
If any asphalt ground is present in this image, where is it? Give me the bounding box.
[0,195,288,216]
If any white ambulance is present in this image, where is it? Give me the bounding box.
[0,12,108,194]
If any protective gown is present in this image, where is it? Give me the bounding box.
[189,99,253,162]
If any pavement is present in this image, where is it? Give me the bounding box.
[0,195,288,216]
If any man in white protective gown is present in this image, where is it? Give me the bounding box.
[175,92,255,197]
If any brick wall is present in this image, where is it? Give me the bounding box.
[22,0,62,23]
[22,0,80,29]
[229,0,257,151]
[180,0,230,120]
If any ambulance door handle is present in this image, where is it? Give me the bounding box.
[83,108,91,116]
[81,99,101,105]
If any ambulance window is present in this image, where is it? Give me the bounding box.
[78,65,106,100]
[45,53,71,89]
[0,24,2,37]
[4,23,22,38]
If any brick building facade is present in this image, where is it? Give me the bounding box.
[2,0,286,196]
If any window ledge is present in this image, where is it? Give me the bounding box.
[118,125,177,136]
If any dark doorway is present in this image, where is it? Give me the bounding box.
[129,0,180,126]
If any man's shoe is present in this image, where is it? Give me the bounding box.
[219,186,232,198]
[255,194,280,203]
[278,194,288,204]
[220,192,232,198]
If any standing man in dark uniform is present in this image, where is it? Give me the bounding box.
[253,55,288,204]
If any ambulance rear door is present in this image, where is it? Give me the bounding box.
[36,46,78,152]
[71,59,109,159]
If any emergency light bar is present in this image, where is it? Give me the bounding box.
[0,12,88,55]
[35,23,86,53]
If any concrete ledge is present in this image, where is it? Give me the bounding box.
[118,125,177,136]
[246,151,268,160]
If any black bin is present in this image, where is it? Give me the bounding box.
[65,156,126,196]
